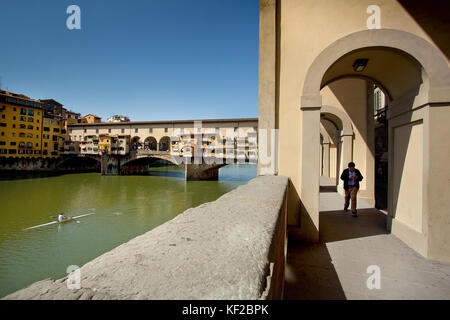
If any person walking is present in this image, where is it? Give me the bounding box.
[340,162,363,217]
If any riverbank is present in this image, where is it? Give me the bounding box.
[3,175,288,300]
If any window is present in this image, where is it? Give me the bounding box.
[135,128,138,133]
[27,133,33,138]
[44,120,50,124]
[9,98,17,104]
[84,129,87,133]
[44,142,48,147]
[121,129,125,133]
[96,129,99,134]
[27,101,34,107]
[28,117,33,122]
[28,125,33,130]
[19,133,25,138]
[0,141,5,145]
[52,135,58,141]
[26,142,32,148]
[43,134,50,139]
[53,128,60,133]
[20,116,26,121]
[34,150,40,154]
[12,124,15,128]
[1,114,4,119]
[20,124,26,129]
[1,132,3,136]
[8,149,16,154]
[0,149,6,154]
[28,109,34,116]
[164,128,168,133]
[13,116,16,120]
[43,127,50,131]
[10,142,16,146]
[20,108,26,114]
[108,129,111,133]
[149,128,153,133]
[0,123,6,127]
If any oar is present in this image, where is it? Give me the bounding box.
[23,212,96,231]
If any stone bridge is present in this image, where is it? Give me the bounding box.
[100,150,255,180]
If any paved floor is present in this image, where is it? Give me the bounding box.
[284,178,450,300]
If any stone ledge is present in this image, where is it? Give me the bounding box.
[3,175,289,300]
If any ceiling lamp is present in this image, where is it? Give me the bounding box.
[352,58,369,72]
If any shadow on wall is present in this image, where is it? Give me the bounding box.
[398,0,450,60]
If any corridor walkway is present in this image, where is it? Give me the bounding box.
[284,178,450,299]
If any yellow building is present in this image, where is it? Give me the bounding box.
[83,114,102,124]
[99,134,111,154]
[0,90,44,158]
[41,114,66,158]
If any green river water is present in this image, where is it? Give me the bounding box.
[0,164,256,298]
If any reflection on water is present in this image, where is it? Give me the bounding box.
[0,164,256,298]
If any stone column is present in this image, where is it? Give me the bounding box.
[258,0,277,175]
[298,104,321,242]
[322,142,330,178]
[425,104,450,262]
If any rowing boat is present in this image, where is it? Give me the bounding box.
[23,213,96,231]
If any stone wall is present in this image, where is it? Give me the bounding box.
[3,175,289,300]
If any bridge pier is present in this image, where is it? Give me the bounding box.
[101,154,120,175]
[185,163,221,181]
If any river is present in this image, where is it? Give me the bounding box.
[0,164,257,298]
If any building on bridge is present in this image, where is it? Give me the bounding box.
[67,118,258,160]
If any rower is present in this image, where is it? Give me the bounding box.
[58,213,68,222]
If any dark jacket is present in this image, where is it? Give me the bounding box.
[340,168,363,190]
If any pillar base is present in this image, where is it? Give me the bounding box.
[185,163,221,181]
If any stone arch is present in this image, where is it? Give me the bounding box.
[159,136,171,152]
[320,105,354,187]
[301,29,450,107]
[131,136,141,150]
[144,136,157,151]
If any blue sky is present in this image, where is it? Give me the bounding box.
[0,0,259,121]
